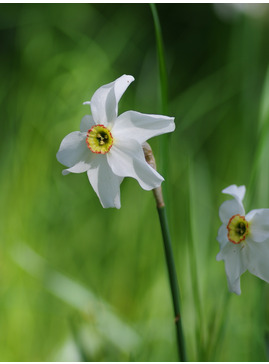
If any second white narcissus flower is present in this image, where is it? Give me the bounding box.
[216,184,269,294]
[56,75,175,209]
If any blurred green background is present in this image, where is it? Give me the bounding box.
[1,3,269,361]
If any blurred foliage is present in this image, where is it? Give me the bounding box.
[1,3,269,361]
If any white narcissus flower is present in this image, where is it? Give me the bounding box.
[56,74,175,209]
[216,184,269,295]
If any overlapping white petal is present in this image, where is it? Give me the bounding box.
[217,224,228,249]
[217,184,269,294]
[246,209,269,243]
[112,111,175,144]
[247,241,269,284]
[56,74,175,208]
[219,198,245,224]
[86,155,123,209]
[80,115,95,132]
[222,184,246,202]
[107,138,163,190]
[89,75,134,126]
[56,131,92,173]
[216,242,248,295]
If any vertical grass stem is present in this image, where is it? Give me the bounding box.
[149,4,187,361]
[150,3,169,185]
[149,3,168,115]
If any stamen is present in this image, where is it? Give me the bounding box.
[86,124,113,154]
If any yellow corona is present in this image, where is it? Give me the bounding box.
[227,214,249,244]
[86,124,113,154]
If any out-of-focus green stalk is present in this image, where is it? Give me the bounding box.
[246,65,269,208]
[150,3,169,183]
[69,317,90,362]
[149,4,187,361]
[187,160,206,360]
[207,290,231,361]
[149,3,168,116]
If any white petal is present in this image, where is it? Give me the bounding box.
[80,115,95,132]
[222,184,246,202]
[90,75,134,126]
[247,240,269,283]
[219,198,245,224]
[217,224,228,249]
[56,131,92,171]
[87,155,123,209]
[107,139,163,190]
[245,209,269,243]
[62,159,93,175]
[216,242,248,295]
[112,111,175,144]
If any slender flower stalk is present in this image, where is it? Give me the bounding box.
[143,143,187,362]
[149,4,187,361]
[157,206,187,362]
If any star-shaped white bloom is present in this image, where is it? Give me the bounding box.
[216,184,269,294]
[56,74,175,209]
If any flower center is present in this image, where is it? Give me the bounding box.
[227,214,249,244]
[86,124,113,154]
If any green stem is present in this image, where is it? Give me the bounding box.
[143,146,186,362]
[149,3,168,115]
[187,159,206,360]
[150,3,169,184]
[149,4,186,361]
[157,204,187,362]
